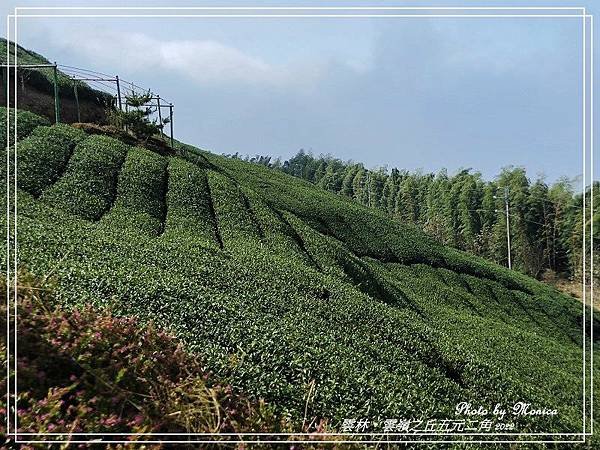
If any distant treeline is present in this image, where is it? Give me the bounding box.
[225,150,599,280]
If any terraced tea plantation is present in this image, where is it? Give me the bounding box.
[2,107,599,439]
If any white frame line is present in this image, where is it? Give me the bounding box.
[12,6,589,10]
[582,8,587,437]
[4,12,10,442]
[5,5,594,446]
[12,12,18,442]
[10,14,593,18]
[587,12,594,438]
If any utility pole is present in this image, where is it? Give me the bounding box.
[52,62,60,123]
[115,75,122,111]
[169,103,174,149]
[156,95,163,138]
[504,187,512,270]
[73,84,81,122]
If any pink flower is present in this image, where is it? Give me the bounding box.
[103,415,120,427]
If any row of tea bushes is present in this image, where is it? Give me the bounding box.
[17,125,87,196]
[164,157,219,248]
[207,170,262,250]
[42,135,128,220]
[0,106,49,147]
[241,189,319,267]
[99,146,167,236]
[205,151,547,297]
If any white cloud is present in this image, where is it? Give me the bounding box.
[159,39,273,83]
[49,29,324,88]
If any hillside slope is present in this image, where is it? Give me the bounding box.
[2,110,598,435]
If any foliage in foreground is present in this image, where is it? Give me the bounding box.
[0,271,292,448]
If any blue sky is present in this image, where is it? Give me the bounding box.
[1,1,596,183]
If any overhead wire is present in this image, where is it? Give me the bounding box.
[57,67,119,95]
[119,77,173,104]
[57,63,113,78]
[85,79,118,93]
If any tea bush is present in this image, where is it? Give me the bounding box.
[41,135,128,220]
[163,157,219,248]
[207,152,540,291]
[206,169,262,249]
[0,106,49,147]
[100,146,167,235]
[17,124,87,196]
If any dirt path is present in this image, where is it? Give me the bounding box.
[546,277,600,310]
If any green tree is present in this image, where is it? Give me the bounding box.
[492,167,532,273]
[313,161,327,184]
[319,164,341,192]
[108,90,168,142]
[526,179,551,277]
[457,174,483,252]
[478,182,498,259]
[381,176,395,215]
[547,179,576,275]
[396,175,419,223]
[341,165,359,197]
[352,168,368,204]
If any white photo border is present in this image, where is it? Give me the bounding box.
[4,5,594,445]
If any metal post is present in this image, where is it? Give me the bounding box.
[52,63,60,123]
[504,187,512,270]
[73,84,81,122]
[115,75,122,111]
[169,103,174,149]
[156,95,163,138]
[123,82,131,133]
[126,82,134,113]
